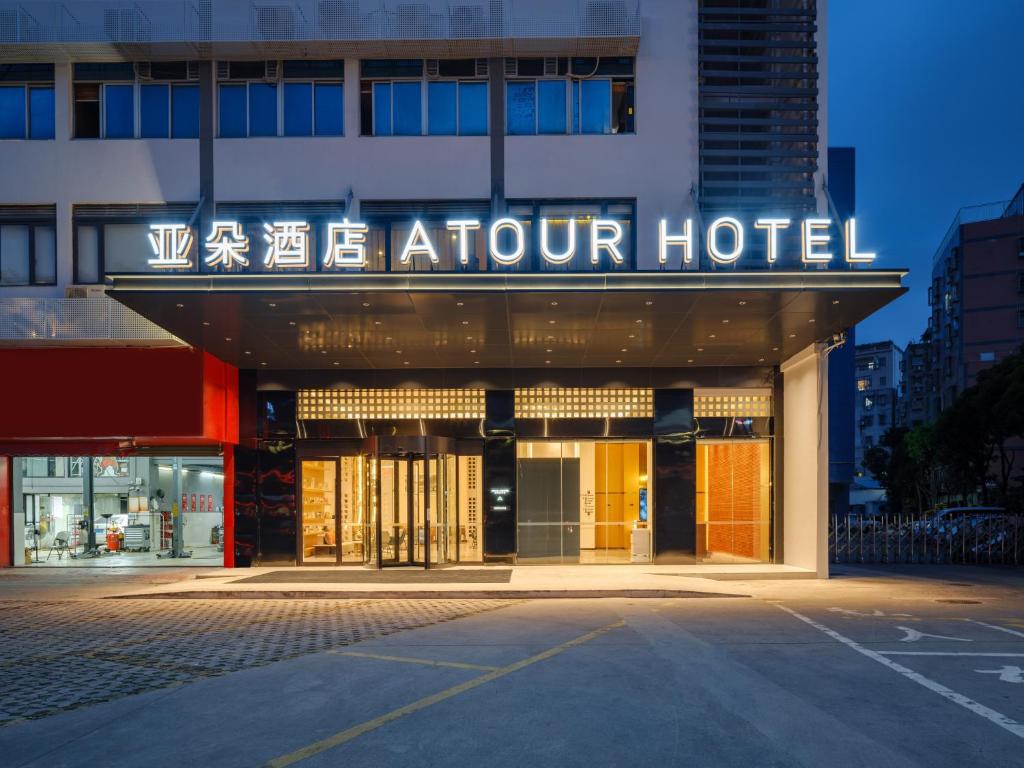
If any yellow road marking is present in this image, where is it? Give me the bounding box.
[264,620,625,768]
[331,650,499,672]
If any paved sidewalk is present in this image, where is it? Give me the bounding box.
[108,564,815,600]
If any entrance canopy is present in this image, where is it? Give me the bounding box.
[106,271,906,369]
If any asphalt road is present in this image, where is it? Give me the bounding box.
[1,566,1023,767]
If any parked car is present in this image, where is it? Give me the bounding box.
[925,506,1006,536]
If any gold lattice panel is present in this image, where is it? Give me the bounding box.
[297,388,485,420]
[694,391,772,418]
[514,388,653,419]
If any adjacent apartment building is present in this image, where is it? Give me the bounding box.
[0,0,905,576]
[851,340,903,515]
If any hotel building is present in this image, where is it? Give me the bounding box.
[0,0,904,575]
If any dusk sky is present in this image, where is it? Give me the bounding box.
[829,0,1024,346]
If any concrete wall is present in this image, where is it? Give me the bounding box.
[781,344,829,577]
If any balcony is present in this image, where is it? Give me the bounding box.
[0,0,641,60]
[0,297,182,345]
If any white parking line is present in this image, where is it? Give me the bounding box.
[966,619,1024,640]
[878,652,1024,657]
[776,605,1024,740]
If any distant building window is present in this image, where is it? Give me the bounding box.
[979,351,996,362]
[505,57,634,136]
[863,396,874,409]
[879,376,886,386]
[1018,307,1024,330]
[878,414,887,427]
[361,59,487,137]
[74,62,198,139]
[856,378,870,391]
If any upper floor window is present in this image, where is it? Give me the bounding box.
[505,57,635,136]
[360,59,488,137]
[74,62,199,139]
[0,64,55,140]
[218,60,344,138]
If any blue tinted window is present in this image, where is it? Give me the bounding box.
[104,84,134,138]
[314,83,343,136]
[537,80,566,135]
[373,82,392,136]
[248,83,277,137]
[506,82,535,135]
[458,82,487,136]
[284,82,312,136]
[392,82,421,135]
[219,84,246,137]
[171,84,199,138]
[0,86,26,139]
[427,81,456,135]
[139,84,169,138]
[580,79,611,134]
[572,81,580,133]
[28,86,54,139]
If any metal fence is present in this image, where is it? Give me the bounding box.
[830,512,1024,565]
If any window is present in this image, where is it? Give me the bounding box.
[360,59,487,136]
[73,62,199,139]
[505,57,635,135]
[1018,272,1024,294]
[0,216,57,286]
[879,376,886,386]
[0,64,55,140]
[856,378,870,391]
[219,60,343,138]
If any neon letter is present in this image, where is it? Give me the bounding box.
[538,217,576,265]
[591,219,624,264]
[802,218,833,263]
[446,219,481,265]
[658,219,693,265]
[844,218,876,263]
[147,224,193,269]
[324,219,368,268]
[753,218,791,264]
[707,217,744,264]
[399,220,439,264]
[489,218,526,265]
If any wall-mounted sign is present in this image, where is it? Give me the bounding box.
[146,216,876,271]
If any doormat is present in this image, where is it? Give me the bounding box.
[233,569,513,584]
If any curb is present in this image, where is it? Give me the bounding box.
[106,589,751,600]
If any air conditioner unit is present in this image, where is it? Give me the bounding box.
[475,59,489,77]
[134,62,152,80]
[425,59,439,78]
[187,61,200,80]
[216,61,230,80]
[543,58,558,77]
[65,285,106,299]
[265,60,281,80]
[504,58,517,77]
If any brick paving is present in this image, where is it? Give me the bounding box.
[0,598,513,725]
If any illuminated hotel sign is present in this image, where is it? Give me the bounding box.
[146,216,876,270]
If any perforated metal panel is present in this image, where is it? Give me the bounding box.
[694,389,772,419]
[297,387,486,420]
[0,298,181,343]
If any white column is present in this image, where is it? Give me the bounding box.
[343,57,360,219]
[780,343,829,577]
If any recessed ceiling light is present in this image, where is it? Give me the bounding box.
[374,320,382,326]
[738,300,747,306]
[175,303,184,308]
[461,320,469,325]
[546,335,555,340]
[395,350,402,354]
[470,349,477,353]
[628,334,636,339]
[474,361,480,365]
[759,357,766,362]
[268,302,276,308]
[346,343,353,349]
[645,300,653,306]
[687,358,694,363]
[362,302,370,308]
[772,346,779,351]
[635,319,643,324]
[403,361,409,365]
[697,347,704,352]
[550,301,558,307]
[789,333,796,338]
[548,319,556,324]
[320,350,327,354]
[709,334,716,339]
[620,348,627,352]
[332,361,340,366]
[615,359,622,364]
[224,337,232,342]
[385,336,392,342]
[809,318,816,323]
[832,299,840,305]
[288,321,295,326]
[546,348,553,353]
[722,319,729,324]
[545,360,551,364]
[456,301,464,307]
[259,361,267,366]
[465,336,473,341]
[244,350,251,355]
[202,321,210,327]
